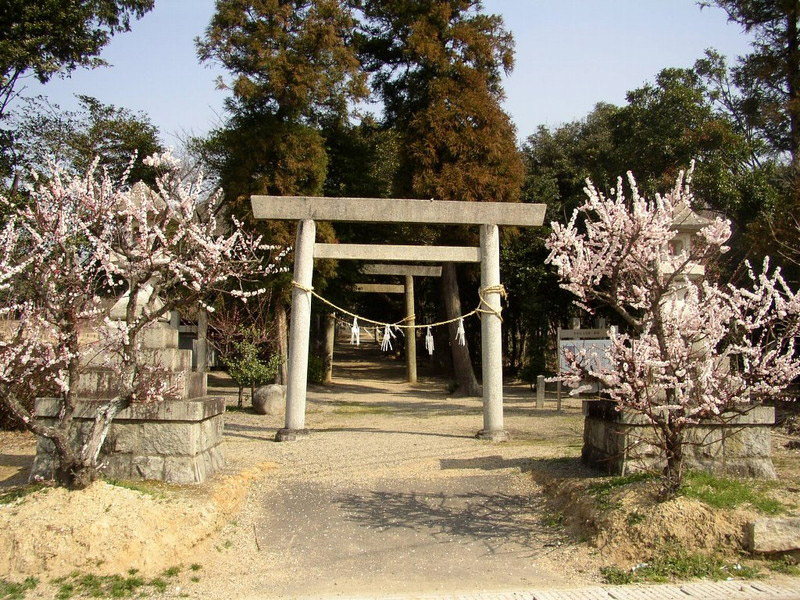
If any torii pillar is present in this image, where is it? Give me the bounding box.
[250,196,545,442]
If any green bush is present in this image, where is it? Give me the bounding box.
[220,326,282,407]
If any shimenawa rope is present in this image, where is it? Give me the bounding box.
[291,280,505,330]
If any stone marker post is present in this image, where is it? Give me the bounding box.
[536,375,545,409]
[478,224,507,441]
[405,274,417,383]
[324,312,335,384]
[197,307,208,373]
[278,219,315,441]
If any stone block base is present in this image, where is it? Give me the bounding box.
[32,396,225,484]
[582,401,776,479]
[476,429,509,442]
[275,428,309,442]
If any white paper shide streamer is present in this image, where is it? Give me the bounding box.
[380,325,397,351]
[455,318,466,346]
[350,317,360,346]
[425,326,434,355]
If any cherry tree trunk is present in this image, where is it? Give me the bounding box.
[441,263,481,396]
[661,423,685,499]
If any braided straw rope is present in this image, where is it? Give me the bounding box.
[291,280,505,329]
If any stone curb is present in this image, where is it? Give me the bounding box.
[278,579,800,600]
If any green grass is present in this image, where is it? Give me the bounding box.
[162,566,181,578]
[601,545,760,584]
[588,471,655,509]
[766,556,800,575]
[0,485,47,505]
[329,401,394,415]
[541,512,565,528]
[679,471,785,515]
[224,404,254,413]
[0,577,38,600]
[149,578,167,593]
[51,571,181,598]
[626,510,646,526]
[189,564,202,572]
[103,478,166,500]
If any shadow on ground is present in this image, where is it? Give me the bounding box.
[333,485,567,556]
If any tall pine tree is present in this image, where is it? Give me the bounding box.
[358,0,524,394]
[197,0,368,382]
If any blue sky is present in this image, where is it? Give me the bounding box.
[18,0,754,145]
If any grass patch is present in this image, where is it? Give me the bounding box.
[103,478,166,500]
[162,566,181,578]
[601,545,760,584]
[53,572,173,598]
[766,556,800,575]
[680,471,785,515]
[588,471,655,509]
[329,401,394,415]
[0,484,47,505]
[224,404,254,413]
[626,510,646,526]
[541,512,565,528]
[149,578,167,593]
[0,577,38,600]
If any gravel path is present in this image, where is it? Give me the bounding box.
[186,342,604,599]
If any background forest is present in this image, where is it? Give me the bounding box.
[1,0,797,394]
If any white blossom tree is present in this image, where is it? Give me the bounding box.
[546,169,800,496]
[0,152,286,489]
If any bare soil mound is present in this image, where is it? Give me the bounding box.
[0,465,263,579]
[535,469,766,567]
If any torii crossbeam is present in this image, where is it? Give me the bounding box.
[250,195,545,442]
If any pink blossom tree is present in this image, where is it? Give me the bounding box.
[546,169,800,496]
[0,152,286,489]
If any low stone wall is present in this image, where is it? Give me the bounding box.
[31,397,225,484]
[582,401,776,479]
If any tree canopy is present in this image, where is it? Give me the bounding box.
[0,0,153,118]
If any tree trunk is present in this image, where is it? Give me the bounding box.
[787,4,800,202]
[238,386,244,408]
[441,263,481,396]
[275,296,289,385]
[660,422,684,500]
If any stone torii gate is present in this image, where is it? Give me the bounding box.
[358,264,443,383]
[250,195,545,442]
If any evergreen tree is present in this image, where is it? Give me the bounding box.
[358,0,524,395]
[197,0,368,200]
[10,95,162,186]
[0,0,153,119]
[197,0,369,382]
[703,1,800,183]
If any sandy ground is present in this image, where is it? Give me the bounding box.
[185,343,603,599]
[6,340,800,597]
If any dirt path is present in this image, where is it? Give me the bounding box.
[186,341,603,599]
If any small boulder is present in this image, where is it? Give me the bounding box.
[747,517,800,553]
[252,384,286,416]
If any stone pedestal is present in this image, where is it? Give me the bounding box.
[32,397,224,484]
[582,400,776,479]
[32,320,224,484]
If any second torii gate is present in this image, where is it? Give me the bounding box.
[250,195,545,442]
[360,264,443,383]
